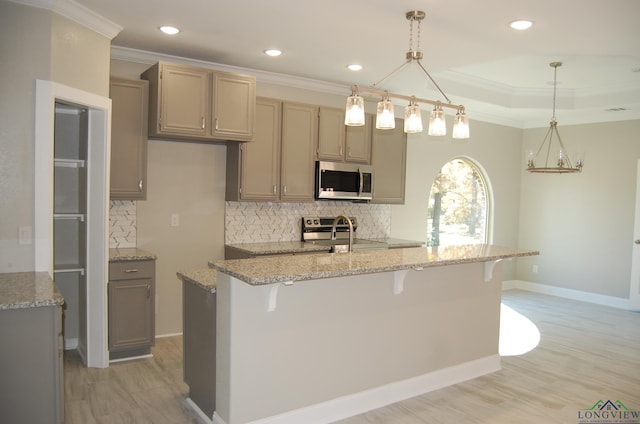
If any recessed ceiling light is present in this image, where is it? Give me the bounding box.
[509,20,534,30]
[347,64,363,71]
[264,49,282,57]
[159,26,180,35]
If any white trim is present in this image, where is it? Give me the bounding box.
[503,280,631,310]
[185,398,213,424]
[109,353,153,364]
[199,355,499,424]
[8,0,122,39]
[155,332,183,339]
[63,337,78,350]
[34,80,111,369]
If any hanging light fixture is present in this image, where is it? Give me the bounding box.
[344,10,470,138]
[375,91,395,129]
[344,86,365,126]
[404,97,422,133]
[526,62,583,173]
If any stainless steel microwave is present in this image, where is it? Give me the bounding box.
[315,161,373,200]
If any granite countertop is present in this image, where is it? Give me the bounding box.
[211,244,539,286]
[225,238,424,255]
[109,247,157,262]
[177,269,217,293]
[0,272,65,310]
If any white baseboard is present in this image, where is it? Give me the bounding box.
[198,355,500,424]
[155,332,183,339]
[64,337,78,350]
[504,280,630,309]
[185,397,214,424]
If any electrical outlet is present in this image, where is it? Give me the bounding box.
[18,226,32,245]
[532,265,539,274]
[171,213,180,227]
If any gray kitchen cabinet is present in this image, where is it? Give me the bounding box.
[371,118,407,204]
[110,77,149,200]
[317,107,371,164]
[108,259,155,360]
[227,99,316,202]
[0,304,64,423]
[280,101,318,202]
[142,61,255,142]
[226,97,281,201]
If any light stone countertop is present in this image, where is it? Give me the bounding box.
[210,244,539,286]
[0,272,65,310]
[177,269,217,293]
[109,247,157,262]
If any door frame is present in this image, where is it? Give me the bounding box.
[629,159,640,311]
[34,80,111,368]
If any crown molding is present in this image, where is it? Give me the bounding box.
[8,0,122,39]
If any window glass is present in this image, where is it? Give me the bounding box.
[427,158,488,246]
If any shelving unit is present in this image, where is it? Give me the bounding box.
[53,102,88,353]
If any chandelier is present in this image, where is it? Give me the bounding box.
[344,10,470,138]
[526,62,583,173]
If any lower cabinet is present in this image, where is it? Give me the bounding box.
[0,305,63,423]
[108,259,155,360]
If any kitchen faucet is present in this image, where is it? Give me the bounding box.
[331,215,353,252]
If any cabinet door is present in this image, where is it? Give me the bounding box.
[159,63,210,137]
[239,98,281,200]
[345,113,372,163]
[281,102,317,202]
[110,78,148,200]
[211,72,256,141]
[371,118,407,204]
[108,278,154,352]
[317,107,345,161]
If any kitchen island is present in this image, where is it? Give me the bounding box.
[179,245,538,424]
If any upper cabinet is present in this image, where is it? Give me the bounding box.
[141,61,256,142]
[226,98,317,202]
[317,107,371,164]
[371,118,407,204]
[110,78,149,200]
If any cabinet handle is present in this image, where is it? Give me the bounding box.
[215,117,219,130]
[339,146,343,156]
[147,284,151,298]
[124,269,139,273]
[201,116,205,129]
[283,185,287,195]
[138,180,143,192]
[273,185,277,194]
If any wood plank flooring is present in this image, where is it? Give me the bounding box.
[63,290,640,423]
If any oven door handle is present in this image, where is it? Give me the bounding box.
[358,168,363,197]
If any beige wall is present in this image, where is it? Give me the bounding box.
[391,120,524,279]
[0,1,110,273]
[518,119,640,298]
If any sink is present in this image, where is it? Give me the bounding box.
[311,239,389,252]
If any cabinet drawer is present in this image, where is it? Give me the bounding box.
[109,260,155,280]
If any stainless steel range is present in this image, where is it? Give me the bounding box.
[301,216,388,251]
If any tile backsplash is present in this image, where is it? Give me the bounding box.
[109,200,137,248]
[225,201,391,244]
[109,200,392,247]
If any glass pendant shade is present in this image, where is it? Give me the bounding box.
[376,98,395,129]
[403,103,423,133]
[428,105,446,136]
[452,109,470,139]
[345,94,365,126]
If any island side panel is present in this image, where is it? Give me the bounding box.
[216,261,503,424]
[183,280,216,418]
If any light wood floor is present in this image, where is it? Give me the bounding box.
[64,290,640,423]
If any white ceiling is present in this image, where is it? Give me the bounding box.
[70,0,640,127]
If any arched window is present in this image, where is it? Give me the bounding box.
[427,158,490,246]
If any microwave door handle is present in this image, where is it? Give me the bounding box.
[358,168,363,197]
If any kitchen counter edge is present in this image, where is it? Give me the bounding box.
[177,269,217,293]
[109,248,157,262]
[0,272,65,310]
[210,244,539,286]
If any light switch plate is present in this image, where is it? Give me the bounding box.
[18,225,32,245]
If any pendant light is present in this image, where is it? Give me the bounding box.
[375,91,395,129]
[526,62,583,173]
[344,87,365,126]
[344,10,470,138]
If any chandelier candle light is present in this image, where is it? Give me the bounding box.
[526,62,583,173]
[345,10,470,138]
